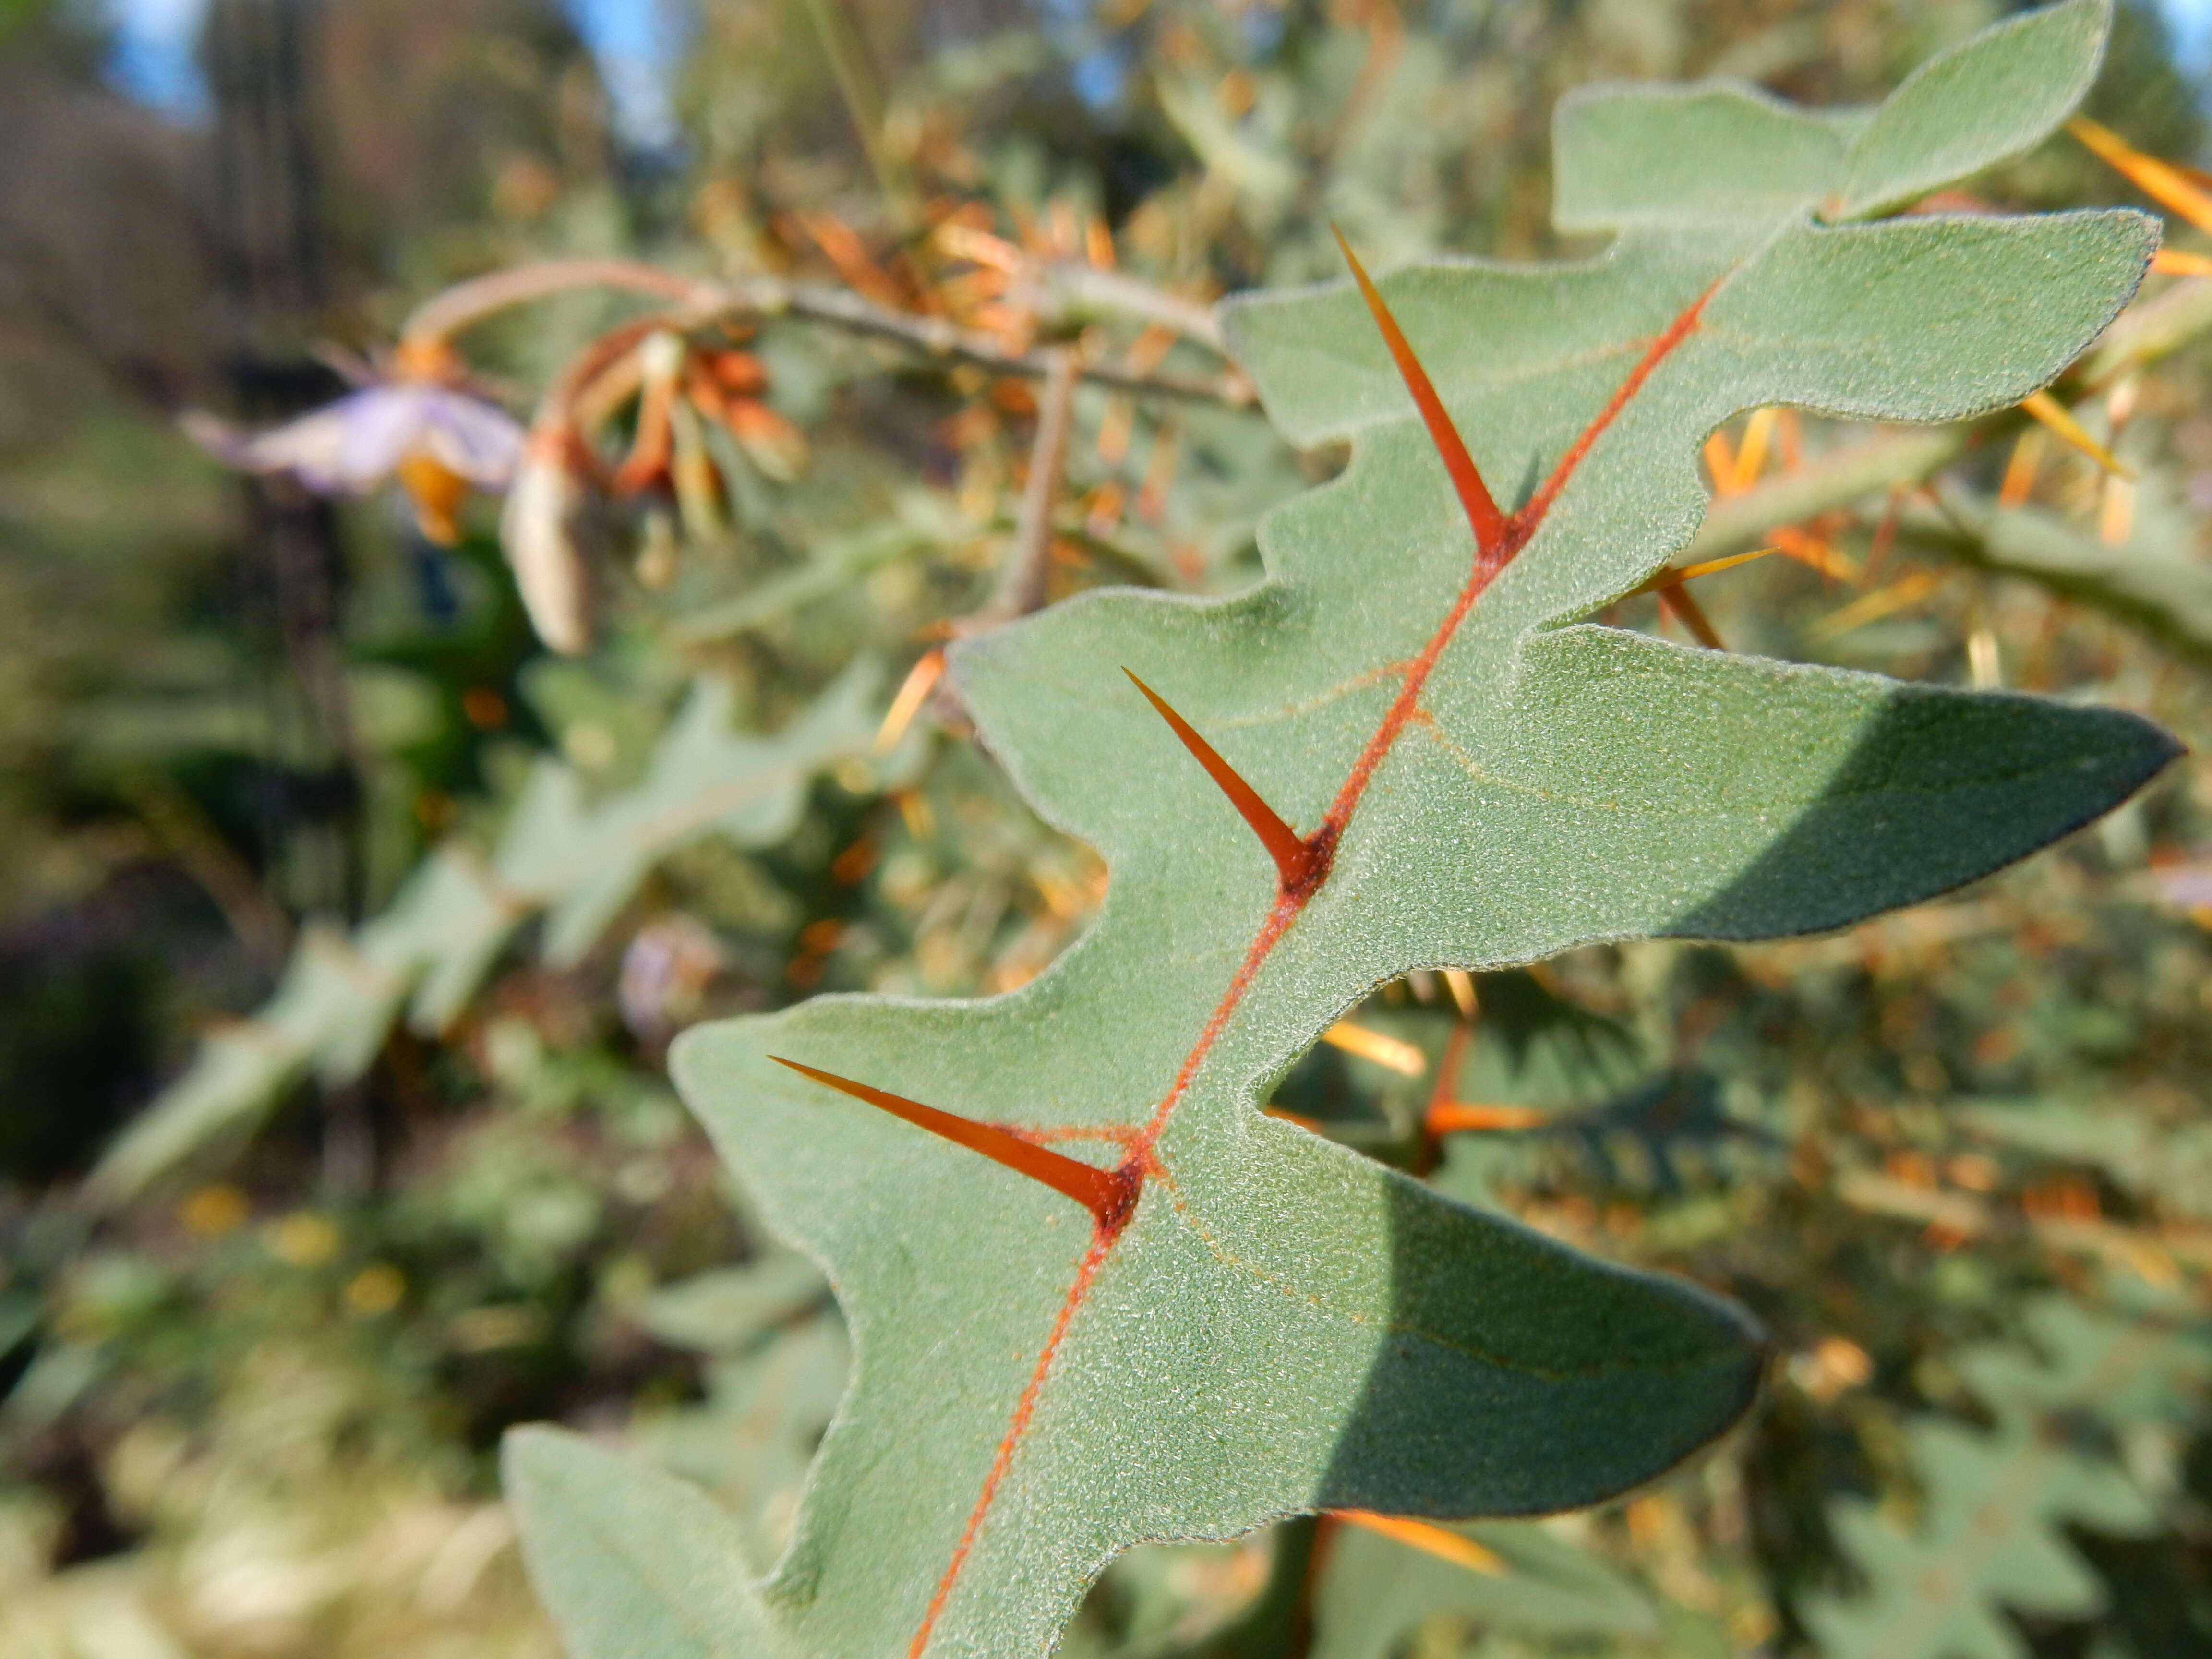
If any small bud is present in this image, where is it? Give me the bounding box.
[501,422,599,655]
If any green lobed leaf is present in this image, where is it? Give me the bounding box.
[636,1252,832,1355]
[518,9,2174,1656]
[506,1428,791,1659]
[1833,0,2110,219]
[1554,0,2109,231]
[1809,1419,2149,1659]
[632,1305,851,1578]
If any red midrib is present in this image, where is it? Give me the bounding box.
[905,277,1720,1657]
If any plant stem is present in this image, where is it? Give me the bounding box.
[1683,427,1969,563]
[403,259,1250,405]
[993,348,1081,619]
[400,258,712,345]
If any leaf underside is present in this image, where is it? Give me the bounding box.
[511,6,2176,1656]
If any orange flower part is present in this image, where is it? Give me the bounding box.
[611,361,678,497]
[396,452,469,545]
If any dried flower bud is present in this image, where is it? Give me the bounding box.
[501,422,598,654]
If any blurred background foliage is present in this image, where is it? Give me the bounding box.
[5,0,2212,1654]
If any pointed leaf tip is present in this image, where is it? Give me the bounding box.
[1330,225,1507,555]
[1123,669,1318,894]
[770,1056,1136,1230]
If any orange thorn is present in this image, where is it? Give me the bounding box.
[1998,429,2044,510]
[1425,1012,1472,1121]
[1623,546,1778,599]
[875,649,945,754]
[1730,408,1776,493]
[1123,670,1325,896]
[2070,117,2212,237]
[2019,390,2133,479]
[1330,1512,1506,1575]
[1321,1020,1425,1076]
[1771,525,1860,584]
[1440,968,1477,1020]
[2152,248,2212,278]
[771,1057,1137,1233]
[1331,227,1506,556]
[1702,430,1739,495]
[1774,408,1803,472]
[1655,581,1724,649]
[1426,1102,1549,1134]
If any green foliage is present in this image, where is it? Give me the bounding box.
[1553,0,2106,229]
[1308,1517,1656,1659]
[511,8,2176,1656]
[507,1429,789,1659]
[89,662,894,1204]
[1801,1298,2212,1659]
[1916,487,2212,673]
[14,3,2212,1658]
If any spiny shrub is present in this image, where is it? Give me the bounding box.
[505,5,2177,1654]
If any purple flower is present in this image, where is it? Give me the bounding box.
[186,380,525,544]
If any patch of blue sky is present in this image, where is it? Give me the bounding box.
[564,0,694,151]
[96,0,694,148]
[95,0,211,120]
[1033,0,1124,108]
[2164,0,2212,79]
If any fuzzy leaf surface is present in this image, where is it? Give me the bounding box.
[527,9,2173,1657]
[1553,0,2108,230]
[507,1428,794,1659]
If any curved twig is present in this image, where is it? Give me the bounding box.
[402,259,1252,405]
